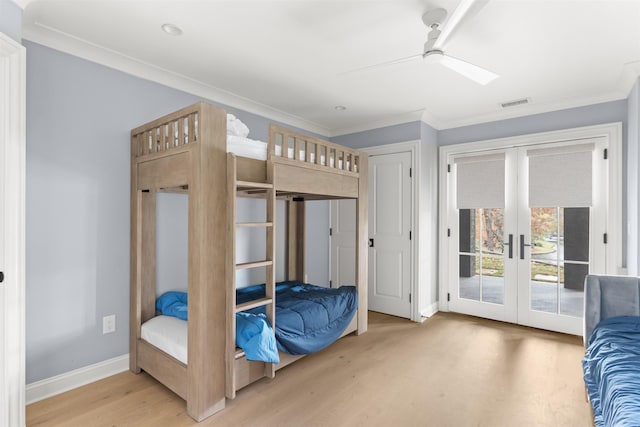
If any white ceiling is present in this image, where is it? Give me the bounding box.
[20,0,640,136]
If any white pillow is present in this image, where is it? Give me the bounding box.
[227,114,250,138]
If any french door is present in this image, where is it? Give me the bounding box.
[445,137,609,335]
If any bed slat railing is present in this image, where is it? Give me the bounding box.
[268,125,360,175]
[132,107,200,159]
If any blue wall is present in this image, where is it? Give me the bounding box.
[438,100,627,146]
[26,41,197,383]
[331,121,421,149]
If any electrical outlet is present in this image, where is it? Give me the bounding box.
[103,314,116,334]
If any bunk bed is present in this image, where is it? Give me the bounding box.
[129,102,368,421]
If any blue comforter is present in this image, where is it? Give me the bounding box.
[156,291,280,364]
[237,281,358,355]
[156,281,357,363]
[582,316,640,427]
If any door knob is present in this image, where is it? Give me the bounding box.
[368,238,374,248]
[0,271,4,283]
[503,234,513,259]
[520,234,531,260]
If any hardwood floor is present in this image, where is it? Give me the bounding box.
[27,312,593,426]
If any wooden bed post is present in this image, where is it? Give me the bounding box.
[287,199,306,282]
[129,147,141,374]
[186,103,227,420]
[140,191,157,324]
[356,154,369,335]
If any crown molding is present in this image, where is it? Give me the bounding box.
[432,91,630,131]
[22,21,331,137]
[12,0,33,9]
[329,85,631,137]
[328,110,424,138]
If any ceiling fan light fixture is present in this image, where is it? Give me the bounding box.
[422,50,445,65]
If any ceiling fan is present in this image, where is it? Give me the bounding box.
[345,0,498,85]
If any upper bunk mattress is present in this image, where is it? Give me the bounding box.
[582,315,640,427]
[227,135,340,167]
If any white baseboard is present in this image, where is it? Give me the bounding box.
[26,354,129,405]
[420,302,439,319]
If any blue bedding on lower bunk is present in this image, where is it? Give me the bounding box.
[582,316,640,427]
[156,281,357,363]
[156,291,280,364]
[238,281,358,355]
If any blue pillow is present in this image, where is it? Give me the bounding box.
[156,291,188,320]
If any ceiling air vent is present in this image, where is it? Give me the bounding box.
[500,98,530,108]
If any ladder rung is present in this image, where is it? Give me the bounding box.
[236,180,273,190]
[236,222,273,228]
[236,260,273,270]
[236,297,273,313]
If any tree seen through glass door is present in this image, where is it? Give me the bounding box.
[459,208,505,304]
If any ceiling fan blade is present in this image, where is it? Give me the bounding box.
[338,53,422,76]
[440,53,498,85]
[434,0,489,50]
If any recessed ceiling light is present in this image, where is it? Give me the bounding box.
[161,23,183,36]
[334,105,347,111]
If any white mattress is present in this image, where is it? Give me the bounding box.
[141,315,187,364]
[227,135,344,168]
[227,135,269,161]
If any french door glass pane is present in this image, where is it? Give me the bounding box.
[530,207,588,317]
[459,208,504,305]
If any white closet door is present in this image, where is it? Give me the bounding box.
[330,200,356,288]
[368,151,412,318]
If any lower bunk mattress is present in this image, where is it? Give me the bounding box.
[142,281,357,365]
[582,315,640,426]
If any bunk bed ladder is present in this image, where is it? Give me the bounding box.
[226,155,276,400]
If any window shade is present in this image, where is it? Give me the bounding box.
[455,153,505,209]
[527,143,594,207]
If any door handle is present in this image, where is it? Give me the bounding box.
[503,234,513,259]
[0,271,3,283]
[369,238,374,248]
[520,234,531,260]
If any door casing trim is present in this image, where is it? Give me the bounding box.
[0,31,26,427]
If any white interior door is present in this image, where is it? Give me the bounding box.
[368,151,412,318]
[330,150,413,319]
[447,138,608,335]
[330,200,356,288]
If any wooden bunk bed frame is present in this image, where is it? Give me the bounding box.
[130,102,368,421]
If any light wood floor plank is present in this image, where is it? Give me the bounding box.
[27,312,592,426]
